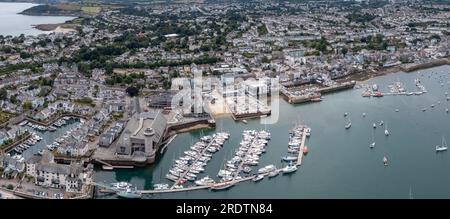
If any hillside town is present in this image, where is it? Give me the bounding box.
[0,0,450,199]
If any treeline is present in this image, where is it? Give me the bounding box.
[346,12,377,23]
[110,56,222,69]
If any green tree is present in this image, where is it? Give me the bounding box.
[0,88,7,100]
[22,101,32,110]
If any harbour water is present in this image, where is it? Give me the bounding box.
[21,119,80,159]
[0,3,76,36]
[95,65,450,198]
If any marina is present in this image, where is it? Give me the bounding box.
[93,65,450,199]
[9,118,81,159]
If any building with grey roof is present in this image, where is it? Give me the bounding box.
[25,151,93,193]
[115,97,168,164]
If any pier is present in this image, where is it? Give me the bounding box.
[297,128,308,166]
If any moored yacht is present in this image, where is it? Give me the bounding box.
[436,136,448,152]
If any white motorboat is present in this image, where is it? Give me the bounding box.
[258,164,276,174]
[252,175,264,182]
[281,162,298,174]
[194,176,215,186]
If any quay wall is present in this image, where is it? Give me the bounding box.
[26,113,89,127]
[281,81,355,104]
[401,58,450,72]
[0,132,32,155]
[317,81,356,94]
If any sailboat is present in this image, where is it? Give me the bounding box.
[370,130,375,149]
[409,186,413,199]
[345,119,351,129]
[436,136,448,152]
[384,122,389,136]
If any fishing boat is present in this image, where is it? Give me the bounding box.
[379,120,384,126]
[383,156,388,166]
[344,112,348,117]
[362,113,366,117]
[436,136,448,152]
[373,123,377,128]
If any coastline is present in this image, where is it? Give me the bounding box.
[338,57,450,84]
[31,23,76,33]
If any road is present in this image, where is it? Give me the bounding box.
[0,189,21,199]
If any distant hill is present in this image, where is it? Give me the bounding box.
[20,4,83,16]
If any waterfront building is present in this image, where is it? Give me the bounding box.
[116,110,167,164]
[0,154,25,178]
[26,153,93,193]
